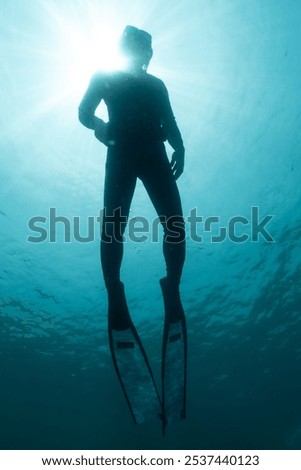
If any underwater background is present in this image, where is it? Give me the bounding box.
[1,0,301,450]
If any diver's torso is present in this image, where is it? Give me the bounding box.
[101,71,166,144]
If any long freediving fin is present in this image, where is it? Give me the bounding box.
[160,277,187,434]
[107,281,162,424]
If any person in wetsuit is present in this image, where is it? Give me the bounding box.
[78,26,185,327]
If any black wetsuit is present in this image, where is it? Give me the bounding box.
[78,70,185,287]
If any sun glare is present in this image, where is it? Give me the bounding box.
[44,3,127,98]
[1,0,197,140]
[42,0,193,103]
[64,25,126,92]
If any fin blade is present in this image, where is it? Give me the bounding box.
[110,327,162,424]
[162,318,187,432]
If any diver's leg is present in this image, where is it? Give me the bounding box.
[101,148,136,328]
[140,144,186,285]
[141,142,186,320]
[101,147,136,287]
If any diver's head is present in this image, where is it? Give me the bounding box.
[120,25,153,71]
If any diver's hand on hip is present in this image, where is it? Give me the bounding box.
[170,147,185,180]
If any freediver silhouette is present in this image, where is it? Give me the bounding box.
[78,26,187,432]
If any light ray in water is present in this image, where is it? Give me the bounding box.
[1,0,198,136]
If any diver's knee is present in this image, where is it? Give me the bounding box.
[164,216,185,243]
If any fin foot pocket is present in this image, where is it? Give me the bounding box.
[160,277,185,323]
[107,281,132,330]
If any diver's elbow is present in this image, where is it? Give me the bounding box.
[78,106,93,129]
[78,106,86,125]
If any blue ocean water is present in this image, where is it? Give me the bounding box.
[1,0,301,450]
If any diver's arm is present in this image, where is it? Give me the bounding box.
[160,83,185,179]
[78,74,108,143]
[164,115,184,153]
[160,83,184,150]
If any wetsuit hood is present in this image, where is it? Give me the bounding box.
[120,25,153,69]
